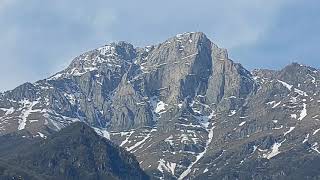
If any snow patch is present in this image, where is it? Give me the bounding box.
[277,80,293,90]
[272,101,281,108]
[266,101,276,105]
[203,168,209,173]
[298,103,307,120]
[239,121,246,126]
[283,127,295,136]
[18,99,41,130]
[0,107,15,115]
[273,125,283,130]
[165,135,174,146]
[263,139,285,159]
[93,128,110,140]
[290,114,297,119]
[127,129,156,151]
[294,88,308,96]
[120,130,134,147]
[180,134,189,143]
[157,159,176,176]
[37,132,46,139]
[313,128,320,135]
[155,101,167,114]
[150,97,168,121]
[311,142,320,154]
[178,123,216,180]
[303,134,309,143]
[228,110,236,117]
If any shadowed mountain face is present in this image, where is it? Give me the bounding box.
[0,122,148,180]
[0,32,320,179]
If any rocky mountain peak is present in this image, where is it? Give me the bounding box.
[1,33,319,179]
[280,62,318,75]
[48,32,223,81]
[0,32,258,133]
[168,32,208,43]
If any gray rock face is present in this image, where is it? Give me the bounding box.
[0,32,320,179]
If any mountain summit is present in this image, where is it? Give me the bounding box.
[0,32,320,179]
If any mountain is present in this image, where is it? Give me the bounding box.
[0,122,149,180]
[0,32,319,179]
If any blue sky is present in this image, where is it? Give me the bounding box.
[0,0,319,91]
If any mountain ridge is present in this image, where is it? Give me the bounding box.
[0,122,149,180]
[0,32,320,179]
